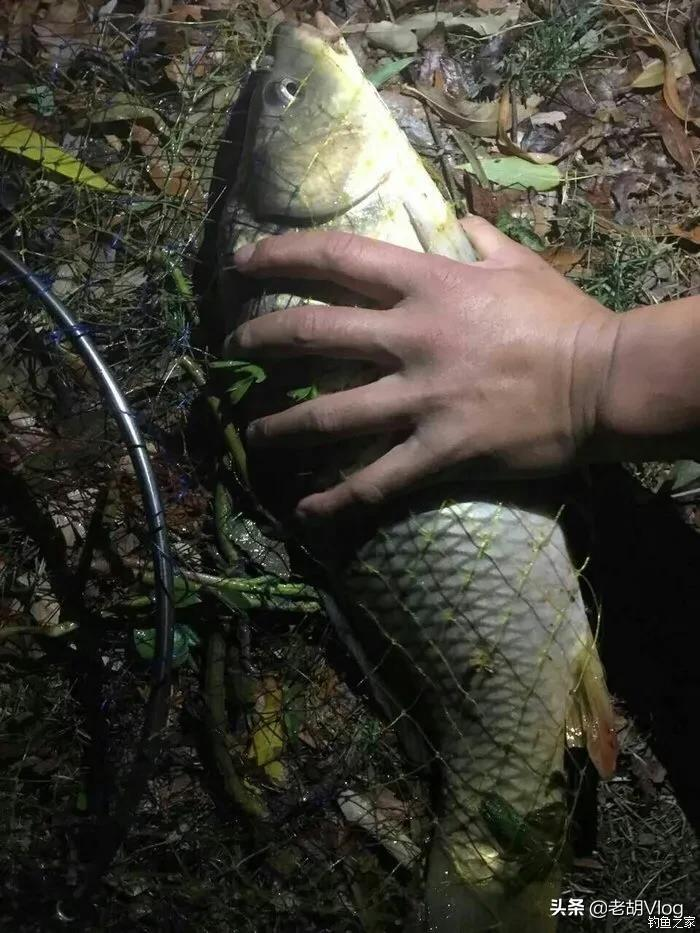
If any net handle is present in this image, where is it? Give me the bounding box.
[0,243,175,904]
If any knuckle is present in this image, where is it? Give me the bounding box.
[346,474,385,507]
[293,307,323,347]
[320,231,358,266]
[306,404,333,435]
[418,255,463,295]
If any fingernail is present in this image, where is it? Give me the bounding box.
[228,324,250,349]
[233,243,255,267]
[246,420,261,443]
[294,505,322,526]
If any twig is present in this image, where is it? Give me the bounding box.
[450,129,490,190]
[424,106,461,209]
[203,627,267,818]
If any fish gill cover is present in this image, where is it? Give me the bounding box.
[0,2,698,932]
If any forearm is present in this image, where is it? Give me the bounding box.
[592,297,700,462]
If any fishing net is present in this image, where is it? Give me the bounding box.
[0,3,697,931]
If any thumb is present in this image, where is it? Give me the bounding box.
[460,215,522,260]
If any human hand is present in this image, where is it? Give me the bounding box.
[230,217,621,518]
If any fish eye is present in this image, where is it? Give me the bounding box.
[264,77,303,109]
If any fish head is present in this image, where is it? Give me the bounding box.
[243,21,396,221]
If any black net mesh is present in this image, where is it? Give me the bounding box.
[0,3,698,932]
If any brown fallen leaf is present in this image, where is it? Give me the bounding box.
[631,50,696,90]
[542,246,587,274]
[462,175,522,224]
[165,45,219,86]
[401,83,500,136]
[688,0,700,72]
[130,123,205,208]
[611,0,700,124]
[130,123,162,159]
[148,161,205,207]
[41,0,80,26]
[649,101,695,172]
[496,87,560,165]
[1,0,41,54]
[654,35,700,127]
[140,0,173,18]
[669,223,700,244]
[165,3,203,20]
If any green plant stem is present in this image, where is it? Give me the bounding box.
[203,627,267,818]
[179,356,250,485]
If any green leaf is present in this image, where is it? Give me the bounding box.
[26,85,55,117]
[133,625,193,668]
[287,385,319,403]
[174,592,202,609]
[0,118,119,192]
[203,585,260,612]
[210,360,267,404]
[460,156,562,192]
[368,56,416,88]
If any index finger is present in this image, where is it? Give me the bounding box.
[228,304,404,365]
[232,230,428,306]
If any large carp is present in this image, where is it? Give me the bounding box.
[208,18,618,932]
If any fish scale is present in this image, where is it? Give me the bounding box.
[211,18,618,931]
[341,502,593,929]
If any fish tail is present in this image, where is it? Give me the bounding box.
[425,839,559,933]
[567,639,619,779]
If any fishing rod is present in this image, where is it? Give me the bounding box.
[0,244,175,910]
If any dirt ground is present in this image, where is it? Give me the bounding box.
[0,0,699,930]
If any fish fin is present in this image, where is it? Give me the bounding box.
[426,840,559,933]
[400,152,478,263]
[567,643,619,780]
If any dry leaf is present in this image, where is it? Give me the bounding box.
[653,36,700,126]
[130,123,204,207]
[649,102,695,172]
[130,123,162,159]
[402,83,500,136]
[166,4,203,20]
[148,161,204,206]
[631,50,695,89]
[476,0,512,9]
[396,8,516,40]
[165,46,218,86]
[140,0,173,18]
[542,246,586,274]
[669,223,700,244]
[247,676,286,784]
[611,1,700,126]
[404,79,543,139]
[496,87,560,164]
[2,0,41,52]
[530,111,567,129]
[462,175,522,224]
[42,0,80,26]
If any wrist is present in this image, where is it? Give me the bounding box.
[586,299,700,462]
[568,304,623,462]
